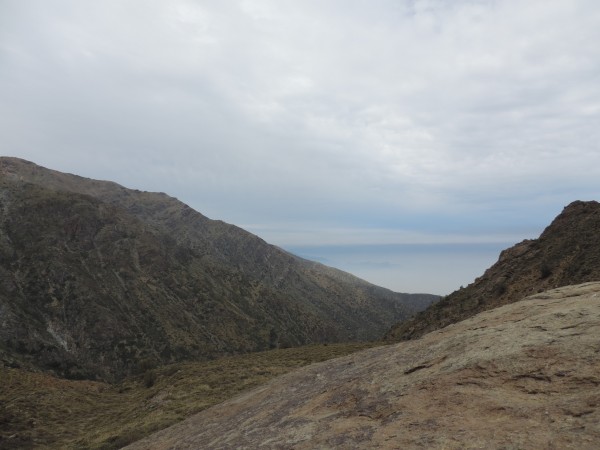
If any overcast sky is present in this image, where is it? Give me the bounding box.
[2,1,599,293]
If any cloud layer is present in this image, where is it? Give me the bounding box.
[2,0,599,252]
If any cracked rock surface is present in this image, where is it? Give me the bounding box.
[127,282,600,449]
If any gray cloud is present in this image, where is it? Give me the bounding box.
[1,0,599,249]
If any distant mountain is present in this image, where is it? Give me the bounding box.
[386,200,600,341]
[0,157,437,381]
[126,282,600,449]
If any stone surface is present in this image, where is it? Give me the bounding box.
[127,282,600,449]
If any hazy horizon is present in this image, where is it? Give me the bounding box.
[286,242,521,296]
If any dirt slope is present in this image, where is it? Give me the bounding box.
[127,282,600,449]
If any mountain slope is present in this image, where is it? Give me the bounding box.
[0,343,376,449]
[386,200,600,341]
[0,157,437,381]
[125,282,600,450]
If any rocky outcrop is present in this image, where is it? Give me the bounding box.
[386,200,600,341]
[126,282,600,449]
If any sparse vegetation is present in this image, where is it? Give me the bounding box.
[0,157,435,383]
[0,342,377,449]
[495,282,507,295]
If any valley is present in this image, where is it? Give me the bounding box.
[2,159,599,449]
[0,158,435,382]
[1,342,377,449]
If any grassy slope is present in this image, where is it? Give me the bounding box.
[0,342,377,449]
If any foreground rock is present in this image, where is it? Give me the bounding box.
[127,282,600,449]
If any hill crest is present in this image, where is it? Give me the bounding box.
[386,199,600,341]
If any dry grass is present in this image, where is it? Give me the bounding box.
[0,342,377,449]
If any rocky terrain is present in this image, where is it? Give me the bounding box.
[126,282,600,450]
[0,157,436,381]
[5,157,599,449]
[387,200,600,341]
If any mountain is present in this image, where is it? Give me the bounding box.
[0,157,437,381]
[386,200,600,342]
[125,282,600,449]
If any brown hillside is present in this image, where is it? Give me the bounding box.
[0,157,436,381]
[386,200,600,341]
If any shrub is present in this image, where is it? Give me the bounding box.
[143,369,157,388]
[540,263,552,279]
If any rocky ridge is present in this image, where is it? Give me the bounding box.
[386,200,600,341]
[126,282,600,449]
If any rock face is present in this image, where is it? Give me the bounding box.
[126,282,600,449]
[387,200,600,341]
[0,157,437,381]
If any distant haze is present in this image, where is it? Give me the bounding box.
[1,1,599,293]
[288,243,510,295]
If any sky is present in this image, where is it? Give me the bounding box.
[1,0,599,294]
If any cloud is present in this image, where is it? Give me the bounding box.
[1,0,599,249]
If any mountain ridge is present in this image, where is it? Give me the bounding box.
[0,157,437,381]
[386,199,600,341]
